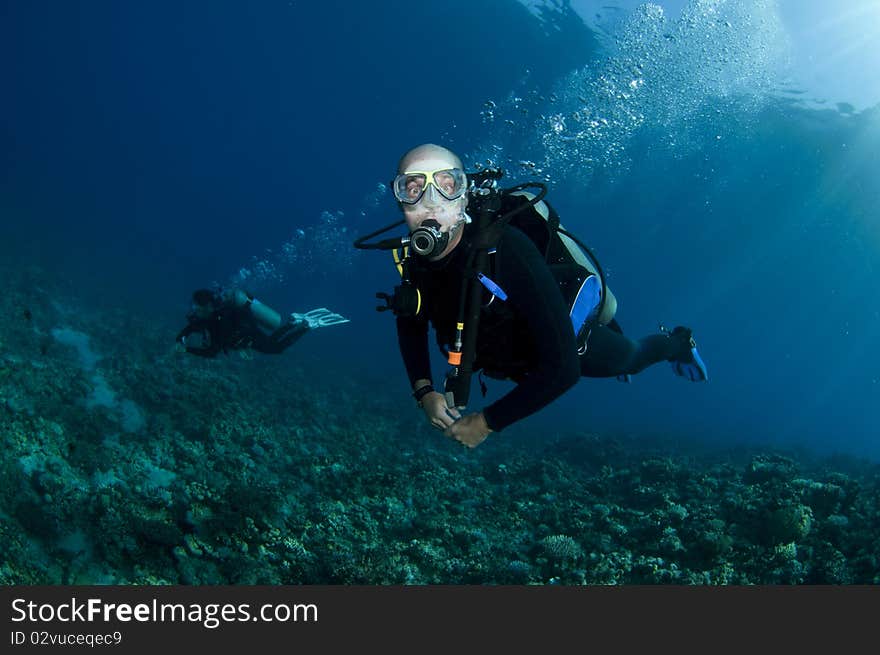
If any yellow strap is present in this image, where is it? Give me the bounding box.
[392,246,409,277]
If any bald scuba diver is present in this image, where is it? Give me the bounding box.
[176,287,349,358]
[354,143,708,449]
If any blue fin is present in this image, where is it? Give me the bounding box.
[670,345,708,382]
[662,325,708,382]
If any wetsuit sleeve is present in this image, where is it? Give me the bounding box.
[396,314,432,387]
[482,227,580,432]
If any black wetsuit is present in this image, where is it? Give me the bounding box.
[396,203,685,432]
[176,305,308,358]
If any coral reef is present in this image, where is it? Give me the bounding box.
[1,264,879,585]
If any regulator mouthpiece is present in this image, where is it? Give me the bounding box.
[409,220,449,258]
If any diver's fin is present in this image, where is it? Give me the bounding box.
[616,374,632,384]
[664,325,708,382]
[291,308,350,329]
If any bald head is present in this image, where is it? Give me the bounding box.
[397,143,463,173]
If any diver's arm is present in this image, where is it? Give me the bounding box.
[481,228,580,432]
[397,315,461,429]
[396,315,433,388]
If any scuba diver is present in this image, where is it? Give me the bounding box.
[354,143,708,449]
[176,287,349,358]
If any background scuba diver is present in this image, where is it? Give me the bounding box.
[176,287,349,358]
[371,143,708,449]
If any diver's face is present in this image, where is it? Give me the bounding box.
[399,155,468,259]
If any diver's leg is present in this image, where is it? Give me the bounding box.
[251,331,286,354]
[253,322,310,354]
[579,324,685,378]
[275,323,310,349]
[606,318,623,334]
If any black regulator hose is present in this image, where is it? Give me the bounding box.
[353,218,407,251]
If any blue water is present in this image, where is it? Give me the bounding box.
[2,0,879,461]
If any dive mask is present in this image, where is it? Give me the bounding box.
[393,168,467,205]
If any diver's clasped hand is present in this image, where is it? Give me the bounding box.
[443,412,492,449]
[420,393,491,448]
[290,308,350,329]
[420,391,461,431]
